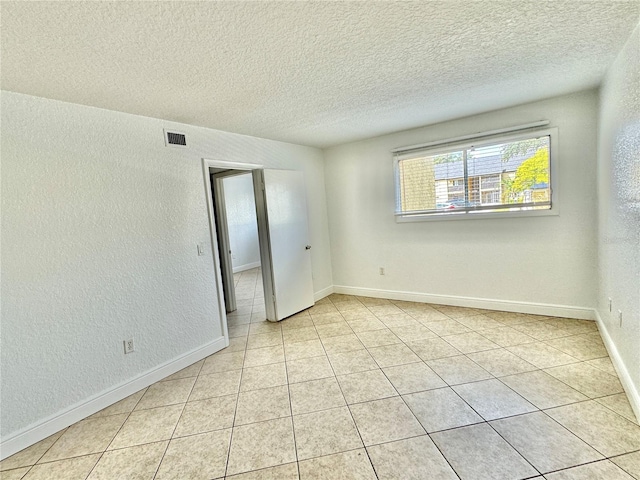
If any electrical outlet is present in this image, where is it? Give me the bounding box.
[608,297,612,312]
[124,338,135,354]
[618,310,623,327]
[379,267,385,275]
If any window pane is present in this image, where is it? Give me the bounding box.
[395,133,552,217]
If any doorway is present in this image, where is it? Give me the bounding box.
[201,159,315,332]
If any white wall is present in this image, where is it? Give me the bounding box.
[596,23,640,416]
[223,174,261,272]
[0,91,332,450]
[324,91,598,315]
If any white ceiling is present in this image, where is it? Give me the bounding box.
[2,1,638,148]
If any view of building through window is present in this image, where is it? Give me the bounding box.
[396,135,551,216]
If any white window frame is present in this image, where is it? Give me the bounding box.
[393,127,559,223]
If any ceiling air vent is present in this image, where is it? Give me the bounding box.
[164,129,187,147]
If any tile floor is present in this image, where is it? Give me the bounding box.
[2,268,640,479]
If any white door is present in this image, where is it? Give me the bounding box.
[254,169,314,321]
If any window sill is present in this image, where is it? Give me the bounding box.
[395,207,559,223]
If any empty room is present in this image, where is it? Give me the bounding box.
[1,1,639,479]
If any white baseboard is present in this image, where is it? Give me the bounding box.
[594,310,640,423]
[232,262,261,274]
[0,336,228,460]
[314,285,334,302]
[332,285,596,320]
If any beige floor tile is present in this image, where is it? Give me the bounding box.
[229,316,252,328]
[431,423,537,480]
[546,400,640,456]
[347,317,387,333]
[336,369,398,404]
[226,336,249,352]
[23,454,99,480]
[298,448,376,479]
[247,332,283,350]
[466,348,537,377]
[339,308,376,320]
[411,310,450,323]
[293,406,363,460]
[506,342,579,369]
[280,316,314,331]
[382,362,446,394]
[434,306,480,319]
[90,389,147,418]
[349,397,424,446]
[587,356,618,376]
[367,435,458,480]
[403,387,483,433]
[107,405,182,450]
[235,385,291,426]
[355,329,402,348]
[388,324,436,343]
[0,431,66,471]
[229,325,250,338]
[189,370,242,400]
[491,411,602,473]
[406,337,461,361]
[135,377,195,410]
[226,462,299,479]
[308,304,339,316]
[611,451,640,479]
[544,318,597,335]
[201,351,245,374]
[284,339,326,361]
[240,363,288,391]
[367,344,421,368]
[476,326,536,347]
[545,335,608,360]
[320,333,365,354]
[161,360,204,382]
[512,321,570,340]
[378,316,421,330]
[327,349,378,375]
[544,460,635,479]
[500,370,587,409]
[483,310,531,325]
[243,345,285,368]
[282,327,319,344]
[174,394,237,437]
[426,355,492,385]
[368,305,405,317]
[310,312,344,326]
[424,319,472,336]
[87,442,166,480]
[286,356,334,384]
[226,417,296,476]
[315,322,353,339]
[40,414,127,462]
[596,393,640,424]
[453,379,537,420]
[441,332,499,354]
[155,429,231,480]
[455,314,503,331]
[248,322,282,336]
[289,377,346,415]
[545,362,623,398]
[0,467,30,479]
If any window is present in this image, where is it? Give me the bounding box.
[394,128,556,220]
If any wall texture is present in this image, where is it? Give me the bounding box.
[597,23,640,414]
[223,174,261,272]
[324,91,598,313]
[0,92,332,443]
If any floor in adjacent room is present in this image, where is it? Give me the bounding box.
[2,267,639,479]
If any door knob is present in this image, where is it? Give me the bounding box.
[305,245,312,250]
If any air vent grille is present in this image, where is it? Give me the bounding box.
[166,131,187,146]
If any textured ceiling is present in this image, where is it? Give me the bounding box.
[2,1,639,148]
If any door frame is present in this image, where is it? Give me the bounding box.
[201,159,275,339]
